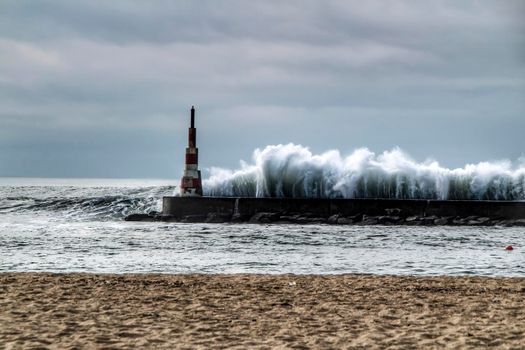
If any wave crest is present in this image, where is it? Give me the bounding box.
[204,144,525,200]
[0,185,175,220]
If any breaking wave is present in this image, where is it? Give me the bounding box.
[204,144,525,200]
[0,185,174,220]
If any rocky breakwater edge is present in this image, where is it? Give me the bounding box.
[125,209,525,226]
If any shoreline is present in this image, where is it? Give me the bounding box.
[2,272,524,348]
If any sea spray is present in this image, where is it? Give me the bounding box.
[204,144,525,200]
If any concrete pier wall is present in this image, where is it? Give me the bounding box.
[162,197,525,220]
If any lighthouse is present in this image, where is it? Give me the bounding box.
[180,106,203,196]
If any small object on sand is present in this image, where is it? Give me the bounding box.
[505,245,514,251]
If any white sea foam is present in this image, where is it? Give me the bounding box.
[204,144,525,200]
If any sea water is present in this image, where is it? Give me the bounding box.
[1,177,523,276]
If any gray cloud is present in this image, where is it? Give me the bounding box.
[0,0,523,178]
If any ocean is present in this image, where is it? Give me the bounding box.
[1,178,523,276]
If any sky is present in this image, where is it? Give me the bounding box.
[0,0,524,178]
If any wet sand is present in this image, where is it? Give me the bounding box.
[1,273,524,349]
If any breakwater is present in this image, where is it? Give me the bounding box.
[125,197,525,226]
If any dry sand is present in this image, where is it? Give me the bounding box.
[1,273,524,349]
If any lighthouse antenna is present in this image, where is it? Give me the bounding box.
[191,106,195,128]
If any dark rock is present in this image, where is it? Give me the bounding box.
[206,212,231,223]
[434,217,450,225]
[231,213,250,223]
[337,217,354,225]
[405,216,420,223]
[511,219,525,227]
[361,215,379,225]
[464,215,480,222]
[327,214,340,225]
[452,217,467,225]
[377,216,402,225]
[303,217,327,224]
[489,219,505,226]
[468,217,491,226]
[420,215,438,225]
[124,213,156,222]
[249,212,280,223]
[292,216,315,224]
[159,214,177,222]
[279,214,308,223]
[500,220,515,227]
[279,215,296,223]
[349,213,363,223]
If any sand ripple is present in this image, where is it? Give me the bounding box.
[1,273,524,349]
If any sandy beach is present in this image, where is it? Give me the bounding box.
[1,273,524,349]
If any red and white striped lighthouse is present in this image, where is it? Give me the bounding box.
[180,106,203,197]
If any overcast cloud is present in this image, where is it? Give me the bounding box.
[0,0,523,178]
